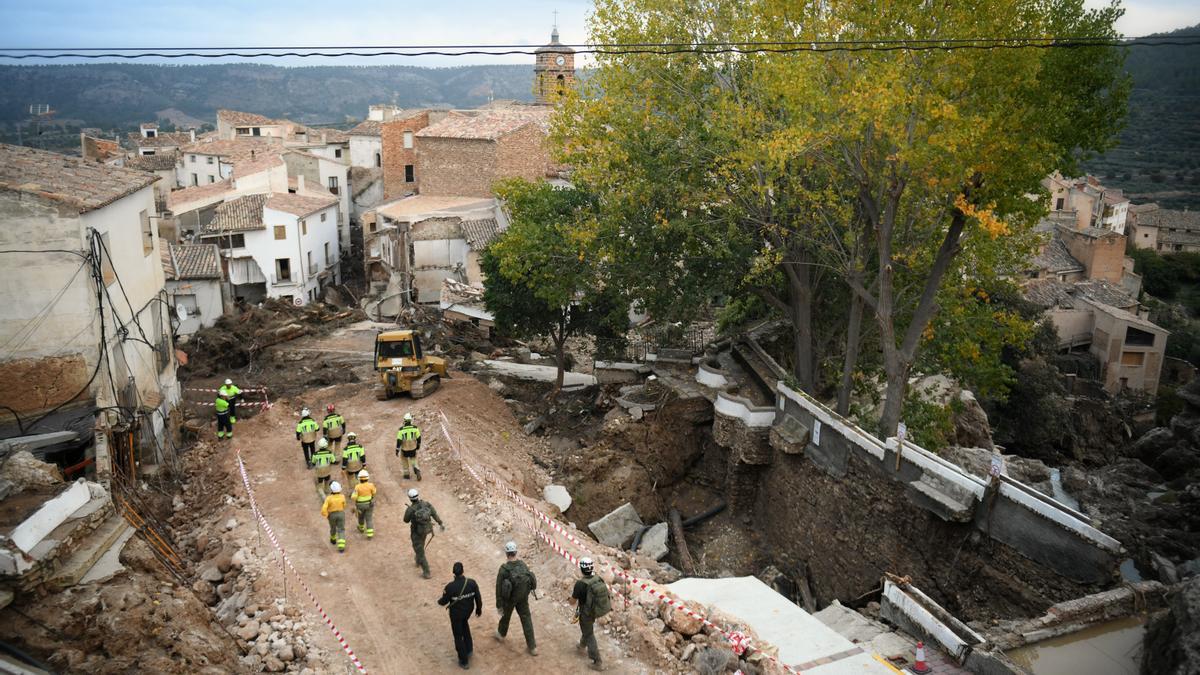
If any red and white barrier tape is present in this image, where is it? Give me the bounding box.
[195,400,273,409]
[235,453,368,674]
[436,411,795,673]
[187,387,268,393]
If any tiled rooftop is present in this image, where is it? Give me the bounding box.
[1023,278,1137,311]
[166,178,235,210]
[205,193,270,233]
[218,109,277,126]
[162,243,222,280]
[0,143,157,214]
[126,151,179,172]
[1141,208,1200,233]
[290,125,349,144]
[417,109,551,140]
[265,192,338,218]
[1032,238,1084,274]
[461,218,501,250]
[347,120,383,136]
[126,131,195,149]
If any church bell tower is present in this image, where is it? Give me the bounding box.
[534,24,575,104]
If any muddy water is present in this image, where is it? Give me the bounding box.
[1008,616,1146,675]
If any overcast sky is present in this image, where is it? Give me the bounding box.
[0,0,1196,67]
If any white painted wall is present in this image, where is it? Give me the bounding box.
[240,203,341,305]
[350,136,382,169]
[166,279,224,335]
[180,152,230,187]
[315,156,351,247]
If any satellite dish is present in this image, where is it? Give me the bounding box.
[176,303,189,321]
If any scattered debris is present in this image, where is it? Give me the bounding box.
[543,484,572,513]
[588,502,644,549]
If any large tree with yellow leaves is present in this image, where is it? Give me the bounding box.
[557,0,1128,435]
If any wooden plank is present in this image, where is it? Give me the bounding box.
[669,508,695,575]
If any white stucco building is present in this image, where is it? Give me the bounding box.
[347,105,411,169]
[0,143,180,478]
[161,243,225,335]
[200,192,340,305]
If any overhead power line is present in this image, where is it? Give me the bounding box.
[0,35,1197,60]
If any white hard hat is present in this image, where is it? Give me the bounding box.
[403,413,414,422]
[407,488,419,499]
[330,481,342,493]
[505,541,518,554]
[224,378,233,385]
[357,469,370,480]
[579,557,594,574]
[301,408,310,417]
[346,431,357,440]
[317,438,329,449]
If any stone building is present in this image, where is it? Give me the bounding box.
[380,110,434,200]
[0,143,180,477]
[415,109,553,198]
[1130,207,1200,254]
[533,26,575,103]
[161,243,225,336]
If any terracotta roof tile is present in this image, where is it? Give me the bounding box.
[166,178,235,210]
[217,109,277,126]
[416,110,551,140]
[162,243,221,280]
[461,218,501,250]
[126,131,195,149]
[1032,238,1084,274]
[0,142,158,213]
[205,193,270,233]
[126,151,179,172]
[347,120,383,136]
[265,192,338,218]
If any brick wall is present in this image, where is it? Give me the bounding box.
[1061,229,1127,283]
[418,123,553,199]
[381,111,430,200]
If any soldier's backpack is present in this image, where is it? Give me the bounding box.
[410,500,434,531]
[503,562,537,603]
[582,575,611,619]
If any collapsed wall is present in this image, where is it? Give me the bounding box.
[708,375,1123,622]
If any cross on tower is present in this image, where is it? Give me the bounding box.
[552,9,558,29]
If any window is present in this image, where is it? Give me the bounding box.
[208,176,215,184]
[191,173,198,186]
[252,127,261,136]
[1176,244,1184,252]
[189,154,196,163]
[1144,233,1149,238]
[403,131,413,149]
[328,176,339,195]
[375,152,382,167]
[1056,198,1065,211]
[275,258,291,281]
[280,294,294,305]
[236,127,250,135]
[335,148,342,158]
[320,212,327,222]
[141,149,155,156]
[146,128,157,138]
[324,242,331,266]
[274,225,287,240]
[140,209,154,255]
[404,164,414,183]
[301,220,307,235]
[307,250,314,274]
[1125,326,1155,347]
[220,233,246,249]
[206,156,214,165]
[1120,351,1146,366]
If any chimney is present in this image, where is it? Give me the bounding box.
[190,128,196,142]
[298,174,306,193]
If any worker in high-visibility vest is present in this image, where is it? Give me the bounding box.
[396,412,422,480]
[296,408,319,467]
[214,393,233,440]
[311,438,336,497]
[351,469,377,539]
[322,403,346,453]
[341,432,366,487]
[219,378,241,423]
[321,481,347,552]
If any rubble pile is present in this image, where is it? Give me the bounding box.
[167,440,337,674]
[179,299,364,378]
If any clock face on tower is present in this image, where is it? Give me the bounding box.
[555,55,566,66]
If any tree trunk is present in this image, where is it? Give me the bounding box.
[785,248,815,392]
[552,337,566,400]
[878,356,908,438]
[836,292,865,416]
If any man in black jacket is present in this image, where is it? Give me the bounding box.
[438,561,483,669]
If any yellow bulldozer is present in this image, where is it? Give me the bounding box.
[373,329,448,399]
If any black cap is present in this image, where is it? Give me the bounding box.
[453,561,464,576]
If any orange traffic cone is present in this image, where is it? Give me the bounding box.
[910,641,932,674]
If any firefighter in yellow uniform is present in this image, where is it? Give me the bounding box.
[396,413,422,480]
[351,469,378,539]
[321,481,347,553]
[296,408,320,467]
[311,438,336,497]
[341,432,366,487]
[322,403,346,453]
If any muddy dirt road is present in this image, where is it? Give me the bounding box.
[229,325,650,674]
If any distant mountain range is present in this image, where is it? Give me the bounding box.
[0,26,1196,209]
[0,63,538,129]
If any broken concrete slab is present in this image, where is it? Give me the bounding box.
[639,522,669,561]
[543,485,572,513]
[80,524,136,585]
[480,360,598,388]
[588,502,644,549]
